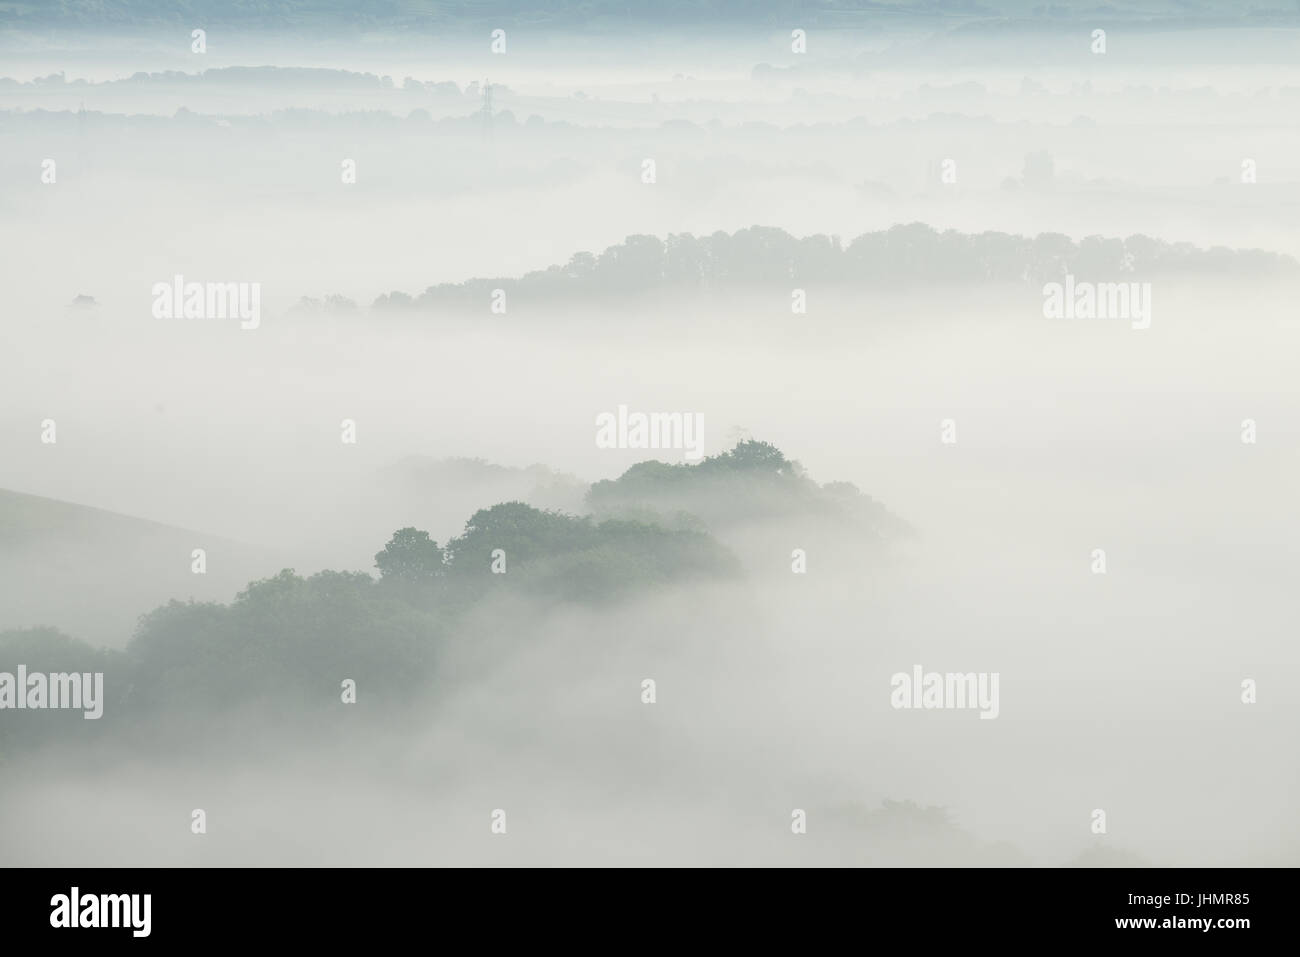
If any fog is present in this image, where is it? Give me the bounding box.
[2,7,1298,868]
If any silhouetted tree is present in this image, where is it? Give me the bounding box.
[374,527,444,584]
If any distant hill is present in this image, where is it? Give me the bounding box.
[374,224,1300,313]
[0,488,278,648]
[0,441,903,642]
[380,456,587,514]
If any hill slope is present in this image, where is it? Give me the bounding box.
[0,488,278,648]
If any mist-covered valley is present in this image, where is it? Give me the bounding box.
[2,1,1297,869]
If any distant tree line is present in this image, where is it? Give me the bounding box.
[374,224,1297,312]
[1,0,1267,29]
